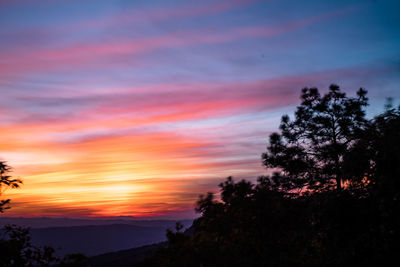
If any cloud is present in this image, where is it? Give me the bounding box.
[0,4,358,80]
[1,0,398,218]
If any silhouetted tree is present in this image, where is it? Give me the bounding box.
[262,85,368,192]
[366,104,400,260]
[0,225,58,267]
[0,161,22,213]
[150,85,399,267]
[0,161,62,266]
[369,104,400,195]
[154,177,313,267]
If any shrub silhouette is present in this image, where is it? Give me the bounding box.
[0,225,58,267]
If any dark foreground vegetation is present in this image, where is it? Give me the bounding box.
[1,85,399,266]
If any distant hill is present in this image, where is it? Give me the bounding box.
[0,217,192,256]
[86,242,165,267]
[28,224,166,256]
[0,216,193,228]
[84,224,195,266]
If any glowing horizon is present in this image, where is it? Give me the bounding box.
[1,0,399,218]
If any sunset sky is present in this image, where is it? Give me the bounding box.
[1,0,399,219]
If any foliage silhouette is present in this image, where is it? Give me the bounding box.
[262,84,368,192]
[0,225,58,267]
[0,161,61,267]
[0,161,86,267]
[145,85,399,267]
[0,224,89,267]
[0,161,22,213]
[1,85,398,267]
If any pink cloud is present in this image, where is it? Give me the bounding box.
[2,63,392,134]
[0,5,358,79]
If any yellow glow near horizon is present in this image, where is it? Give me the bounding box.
[2,124,264,218]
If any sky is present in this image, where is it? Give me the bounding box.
[0,0,399,219]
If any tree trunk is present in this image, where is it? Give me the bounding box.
[336,176,342,191]
[335,154,342,191]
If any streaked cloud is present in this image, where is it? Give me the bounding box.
[1,0,399,218]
